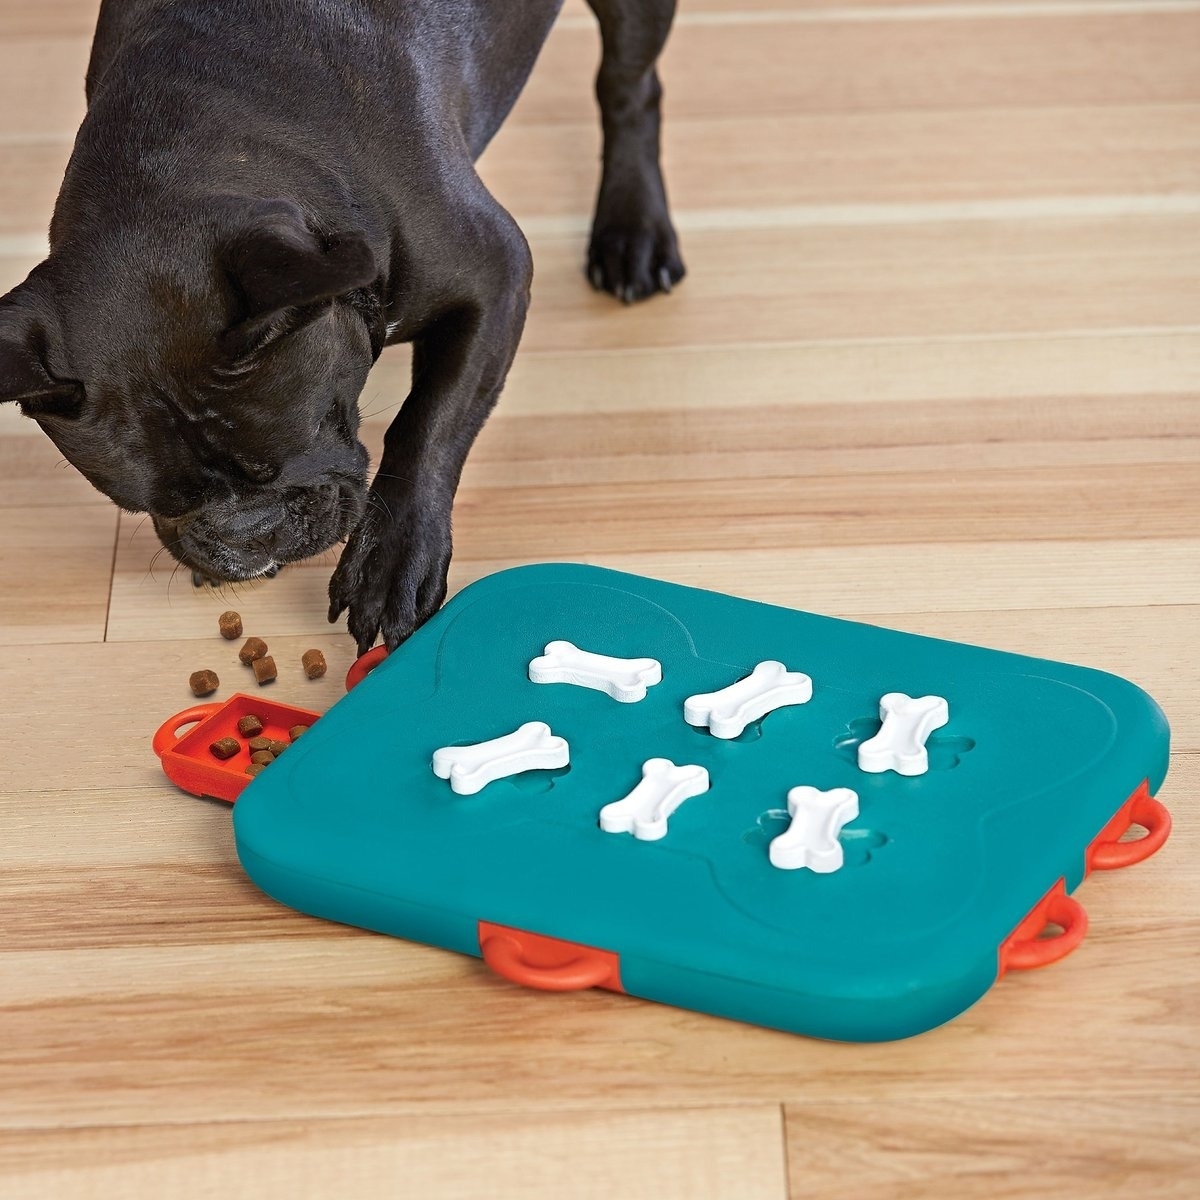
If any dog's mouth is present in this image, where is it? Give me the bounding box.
[152,478,365,582]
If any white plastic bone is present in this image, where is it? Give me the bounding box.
[683,660,814,739]
[432,722,569,796]
[528,640,662,703]
[598,758,710,841]
[769,786,860,873]
[857,692,949,776]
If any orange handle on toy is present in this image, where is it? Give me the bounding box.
[477,922,622,993]
[152,704,221,758]
[1089,792,1172,870]
[999,885,1088,975]
[345,645,389,691]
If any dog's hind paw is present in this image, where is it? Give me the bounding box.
[587,214,685,304]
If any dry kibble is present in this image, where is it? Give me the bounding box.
[189,669,219,697]
[250,750,276,766]
[252,655,278,685]
[237,714,264,737]
[267,739,289,757]
[239,637,268,665]
[247,736,273,753]
[288,725,310,741]
[218,610,243,640]
[209,737,240,760]
[245,762,268,777]
[302,649,327,680]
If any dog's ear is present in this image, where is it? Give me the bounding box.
[0,288,84,417]
[222,199,377,353]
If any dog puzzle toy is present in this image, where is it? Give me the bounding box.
[155,563,1173,1041]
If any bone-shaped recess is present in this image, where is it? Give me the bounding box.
[528,640,663,703]
[432,721,569,796]
[857,692,950,776]
[684,660,814,739]
[598,758,710,841]
[769,785,860,873]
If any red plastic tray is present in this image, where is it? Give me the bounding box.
[153,693,322,803]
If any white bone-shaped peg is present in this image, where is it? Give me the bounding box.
[684,660,814,739]
[528,640,662,703]
[857,692,950,776]
[769,786,860,873]
[598,758,710,841]
[432,722,569,795]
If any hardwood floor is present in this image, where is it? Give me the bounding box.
[1,1,1197,1196]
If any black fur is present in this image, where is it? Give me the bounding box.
[0,0,683,653]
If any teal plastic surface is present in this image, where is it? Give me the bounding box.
[232,564,1170,1041]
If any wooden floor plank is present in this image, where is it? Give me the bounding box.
[7,10,1200,142]
[782,1095,1200,1199]
[0,504,116,644]
[11,103,1199,238]
[0,1106,789,1200]
[519,216,1200,353]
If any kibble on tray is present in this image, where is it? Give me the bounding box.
[250,749,276,765]
[218,610,243,640]
[289,725,310,741]
[245,762,268,777]
[237,714,264,737]
[209,736,240,760]
[189,669,219,697]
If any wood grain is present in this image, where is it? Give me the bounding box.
[1,0,1197,1194]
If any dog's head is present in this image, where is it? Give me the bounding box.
[0,198,381,579]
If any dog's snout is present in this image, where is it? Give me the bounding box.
[222,500,285,542]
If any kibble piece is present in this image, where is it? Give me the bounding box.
[209,736,240,760]
[250,749,276,765]
[218,610,243,640]
[288,725,310,742]
[239,637,268,665]
[252,655,278,685]
[247,736,273,753]
[302,649,327,680]
[267,739,289,757]
[237,714,264,737]
[189,669,219,697]
[245,762,268,777]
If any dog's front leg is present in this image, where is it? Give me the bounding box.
[329,235,532,655]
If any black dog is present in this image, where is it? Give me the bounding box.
[0,0,683,653]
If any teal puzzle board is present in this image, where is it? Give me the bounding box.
[229,564,1171,1041]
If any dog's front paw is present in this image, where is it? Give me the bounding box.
[587,205,685,304]
[327,493,452,656]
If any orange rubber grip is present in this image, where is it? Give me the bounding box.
[999,880,1088,977]
[345,645,388,692]
[1088,786,1172,871]
[478,921,622,993]
[152,704,222,758]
